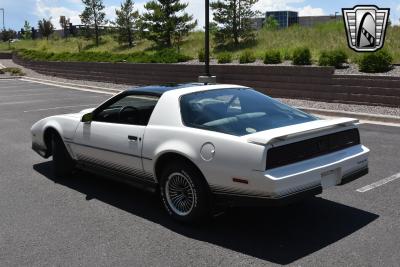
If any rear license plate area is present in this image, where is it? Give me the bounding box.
[321,168,340,189]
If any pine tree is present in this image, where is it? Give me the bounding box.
[38,18,55,40]
[115,0,139,47]
[211,0,259,47]
[80,0,106,46]
[141,0,197,48]
[22,21,32,40]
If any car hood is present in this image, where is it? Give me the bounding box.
[245,118,358,145]
[79,108,95,114]
[62,108,95,118]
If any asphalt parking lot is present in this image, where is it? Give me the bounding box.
[0,78,399,266]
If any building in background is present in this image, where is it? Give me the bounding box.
[252,11,342,30]
[299,15,342,27]
[265,11,299,28]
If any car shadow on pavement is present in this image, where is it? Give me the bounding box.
[34,161,378,265]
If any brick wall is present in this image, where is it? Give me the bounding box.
[13,53,400,107]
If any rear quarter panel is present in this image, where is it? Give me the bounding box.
[142,125,266,188]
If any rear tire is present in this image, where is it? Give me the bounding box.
[51,133,75,178]
[160,161,211,223]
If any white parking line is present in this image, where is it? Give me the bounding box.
[0,63,6,69]
[23,76,123,92]
[315,114,400,128]
[0,95,101,106]
[23,104,96,113]
[356,172,400,193]
[20,78,117,95]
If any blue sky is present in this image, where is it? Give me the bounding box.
[1,0,400,30]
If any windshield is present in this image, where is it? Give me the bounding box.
[180,88,317,136]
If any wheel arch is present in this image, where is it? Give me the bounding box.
[153,152,209,188]
[43,126,63,157]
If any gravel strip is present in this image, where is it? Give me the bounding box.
[2,59,399,117]
[0,59,132,90]
[279,98,400,117]
[179,59,295,66]
[335,64,400,77]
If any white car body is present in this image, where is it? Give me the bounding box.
[31,84,369,207]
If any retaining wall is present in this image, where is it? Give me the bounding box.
[0,52,12,59]
[13,53,400,107]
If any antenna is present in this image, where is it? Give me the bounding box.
[198,0,216,85]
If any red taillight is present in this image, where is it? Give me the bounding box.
[232,178,249,184]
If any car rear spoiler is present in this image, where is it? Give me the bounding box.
[246,118,359,145]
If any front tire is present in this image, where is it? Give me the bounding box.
[160,161,211,223]
[51,133,75,178]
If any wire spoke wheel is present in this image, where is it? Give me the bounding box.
[165,172,196,216]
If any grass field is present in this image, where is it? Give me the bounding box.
[1,21,400,63]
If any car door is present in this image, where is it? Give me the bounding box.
[70,93,159,183]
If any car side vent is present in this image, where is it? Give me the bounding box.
[266,128,360,170]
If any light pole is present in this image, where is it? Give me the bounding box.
[204,0,210,77]
[0,8,4,30]
[198,0,216,84]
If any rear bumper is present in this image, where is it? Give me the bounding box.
[262,144,369,198]
[215,184,323,207]
[211,144,369,207]
[215,166,368,207]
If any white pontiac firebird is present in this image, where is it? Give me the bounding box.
[31,83,369,222]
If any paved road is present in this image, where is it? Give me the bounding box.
[0,79,399,266]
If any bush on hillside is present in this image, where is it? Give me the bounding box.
[263,50,282,64]
[359,50,393,73]
[17,48,192,63]
[217,52,232,64]
[282,49,292,60]
[318,49,348,68]
[239,50,256,64]
[198,49,205,62]
[292,47,312,65]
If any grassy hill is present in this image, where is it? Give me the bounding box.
[1,21,400,63]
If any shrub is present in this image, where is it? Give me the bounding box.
[198,49,205,62]
[282,49,292,60]
[264,50,282,64]
[239,50,256,64]
[318,49,348,68]
[359,50,393,73]
[2,67,25,76]
[17,48,192,63]
[292,47,312,65]
[217,52,232,64]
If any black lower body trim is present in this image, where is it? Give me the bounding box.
[214,185,322,207]
[340,167,369,185]
[32,142,50,158]
[76,161,158,193]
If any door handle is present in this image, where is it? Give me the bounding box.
[128,135,138,141]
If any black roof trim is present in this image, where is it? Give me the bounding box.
[126,83,206,96]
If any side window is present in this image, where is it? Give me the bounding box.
[94,94,159,126]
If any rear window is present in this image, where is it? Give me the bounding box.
[180,88,316,136]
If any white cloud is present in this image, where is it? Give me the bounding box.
[104,5,119,24]
[297,5,324,16]
[35,0,81,28]
[253,0,324,17]
[186,1,206,29]
[253,0,305,12]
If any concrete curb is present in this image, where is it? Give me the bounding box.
[0,76,23,79]
[298,107,400,124]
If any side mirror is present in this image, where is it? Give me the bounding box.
[81,113,93,123]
